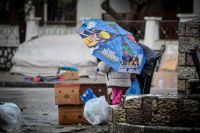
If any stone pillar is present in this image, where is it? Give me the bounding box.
[177,14,199,22]
[25,3,41,41]
[144,17,162,49]
[177,14,200,94]
[44,0,48,24]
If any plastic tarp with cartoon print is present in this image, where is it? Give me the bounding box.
[79,19,146,74]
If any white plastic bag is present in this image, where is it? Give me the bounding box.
[83,96,110,125]
[0,102,22,132]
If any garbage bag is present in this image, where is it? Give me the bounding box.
[83,96,110,125]
[126,77,141,95]
[0,102,22,132]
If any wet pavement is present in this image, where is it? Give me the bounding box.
[0,72,177,132]
[0,87,108,133]
[0,86,176,132]
[151,87,177,95]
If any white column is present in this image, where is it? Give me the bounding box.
[144,17,162,49]
[25,2,41,41]
[44,0,48,24]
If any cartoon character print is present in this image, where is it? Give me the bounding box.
[122,50,132,65]
[83,30,110,48]
[129,54,139,68]
[83,33,98,47]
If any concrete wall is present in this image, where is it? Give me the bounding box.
[76,0,105,26]
[38,25,76,36]
[177,18,200,94]
[0,25,20,47]
[76,0,130,27]
[109,95,200,133]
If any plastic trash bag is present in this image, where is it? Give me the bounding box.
[126,77,141,95]
[83,96,110,125]
[0,102,22,132]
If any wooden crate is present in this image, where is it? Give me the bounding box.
[58,105,89,125]
[54,83,107,105]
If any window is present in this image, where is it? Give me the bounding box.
[0,0,25,23]
[36,0,77,26]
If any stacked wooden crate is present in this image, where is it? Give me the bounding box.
[54,83,107,124]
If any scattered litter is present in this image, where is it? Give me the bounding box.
[0,102,22,132]
[24,66,79,82]
[42,113,48,116]
[81,90,110,125]
[24,75,64,82]
[57,66,78,74]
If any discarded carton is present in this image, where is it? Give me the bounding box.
[58,105,89,125]
[54,83,107,105]
[60,71,79,80]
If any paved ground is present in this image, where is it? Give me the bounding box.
[0,72,177,132]
[0,87,108,133]
[151,87,177,95]
[0,86,176,133]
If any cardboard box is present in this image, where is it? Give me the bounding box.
[58,105,89,125]
[60,71,79,80]
[54,83,107,105]
[152,70,177,88]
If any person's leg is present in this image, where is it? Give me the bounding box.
[112,87,120,105]
[121,87,128,95]
[115,87,128,105]
[112,87,127,105]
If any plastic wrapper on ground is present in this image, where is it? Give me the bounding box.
[0,102,22,132]
[83,96,110,125]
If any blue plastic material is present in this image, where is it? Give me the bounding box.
[62,66,78,71]
[125,77,141,95]
[80,88,96,103]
